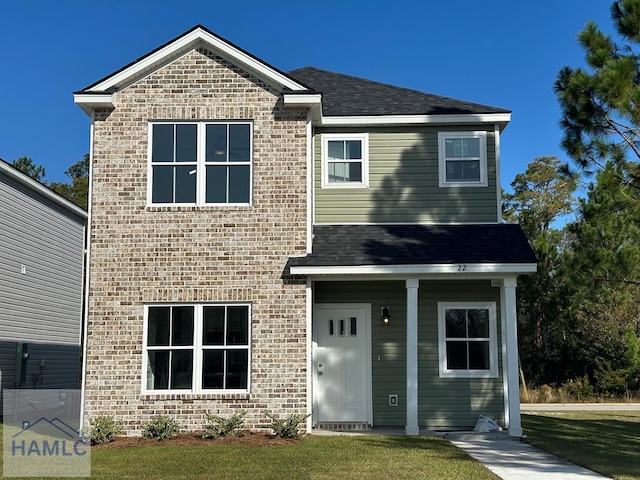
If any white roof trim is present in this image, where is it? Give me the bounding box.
[289,263,537,276]
[319,113,511,126]
[0,161,87,218]
[86,27,307,93]
[74,92,115,115]
[283,93,322,107]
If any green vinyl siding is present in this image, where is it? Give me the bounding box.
[314,280,504,429]
[418,282,504,429]
[314,126,499,224]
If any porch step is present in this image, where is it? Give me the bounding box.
[441,430,510,441]
[315,422,371,431]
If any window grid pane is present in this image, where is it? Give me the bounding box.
[446,159,480,182]
[152,124,175,163]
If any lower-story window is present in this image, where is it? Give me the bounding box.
[144,304,251,393]
[437,302,498,378]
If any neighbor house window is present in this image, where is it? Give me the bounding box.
[438,131,487,187]
[437,302,497,378]
[149,122,252,205]
[321,133,369,188]
[144,304,251,393]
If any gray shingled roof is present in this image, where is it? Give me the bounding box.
[287,67,511,117]
[289,224,536,267]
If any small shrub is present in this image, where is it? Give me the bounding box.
[142,415,180,441]
[202,411,246,439]
[265,411,309,438]
[539,384,556,403]
[560,375,594,401]
[89,415,122,445]
[595,362,629,397]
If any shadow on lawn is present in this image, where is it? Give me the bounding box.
[522,414,640,479]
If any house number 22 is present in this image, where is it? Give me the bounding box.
[457,264,467,272]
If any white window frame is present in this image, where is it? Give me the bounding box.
[321,133,369,188]
[437,301,498,378]
[438,131,488,187]
[142,303,252,394]
[147,121,253,206]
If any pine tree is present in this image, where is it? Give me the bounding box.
[555,0,640,192]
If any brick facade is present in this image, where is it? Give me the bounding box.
[85,47,309,435]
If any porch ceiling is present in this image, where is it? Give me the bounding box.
[289,224,537,274]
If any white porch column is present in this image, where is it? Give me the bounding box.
[405,279,419,435]
[501,277,522,437]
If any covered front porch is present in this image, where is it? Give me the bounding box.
[289,224,537,437]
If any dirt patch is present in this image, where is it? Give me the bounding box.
[93,431,300,449]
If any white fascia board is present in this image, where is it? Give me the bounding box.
[0,161,87,219]
[73,93,115,115]
[283,93,322,107]
[289,263,537,276]
[87,27,307,93]
[319,113,511,127]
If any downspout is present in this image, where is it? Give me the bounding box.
[494,123,503,223]
[306,111,313,253]
[305,111,314,432]
[79,111,95,433]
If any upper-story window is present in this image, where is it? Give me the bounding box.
[438,131,487,187]
[321,133,369,188]
[149,122,252,205]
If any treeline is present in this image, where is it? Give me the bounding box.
[10,155,89,210]
[508,0,640,396]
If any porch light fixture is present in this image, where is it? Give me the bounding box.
[381,307,391,326]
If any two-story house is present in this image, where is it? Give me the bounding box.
[74,25,536,437]
[0,159,87,419]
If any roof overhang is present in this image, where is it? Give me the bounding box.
[74,92,115,116]
[317,112,511,129]
[289,262,537,276]
[283,93,322,107]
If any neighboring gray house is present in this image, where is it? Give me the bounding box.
[74,26,536,437]
[0,159,87,419]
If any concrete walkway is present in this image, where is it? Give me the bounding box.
[451,436,611,480]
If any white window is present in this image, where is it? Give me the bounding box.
[321,133,369,188]
[437,302,498,378]
[149,122,252,205]
[144,304,251,393]
[438,131,487,187]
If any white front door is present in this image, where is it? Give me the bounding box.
[313,304,371,424]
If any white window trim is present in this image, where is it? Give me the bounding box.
[437,301,498,378]
[321,133,369,188]
[147,121,253,207]
[142,303,252,394]
[438,131,488,187]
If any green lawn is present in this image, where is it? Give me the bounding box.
[1,424,499,480]
[522,411,640,480]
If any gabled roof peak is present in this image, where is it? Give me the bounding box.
[74,25,309,115]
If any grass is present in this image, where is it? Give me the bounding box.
[0,423,499,480]
[522,411,640,480]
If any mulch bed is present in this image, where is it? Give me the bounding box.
[93,431,300,448]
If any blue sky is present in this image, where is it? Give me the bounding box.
[0,0,616,188]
